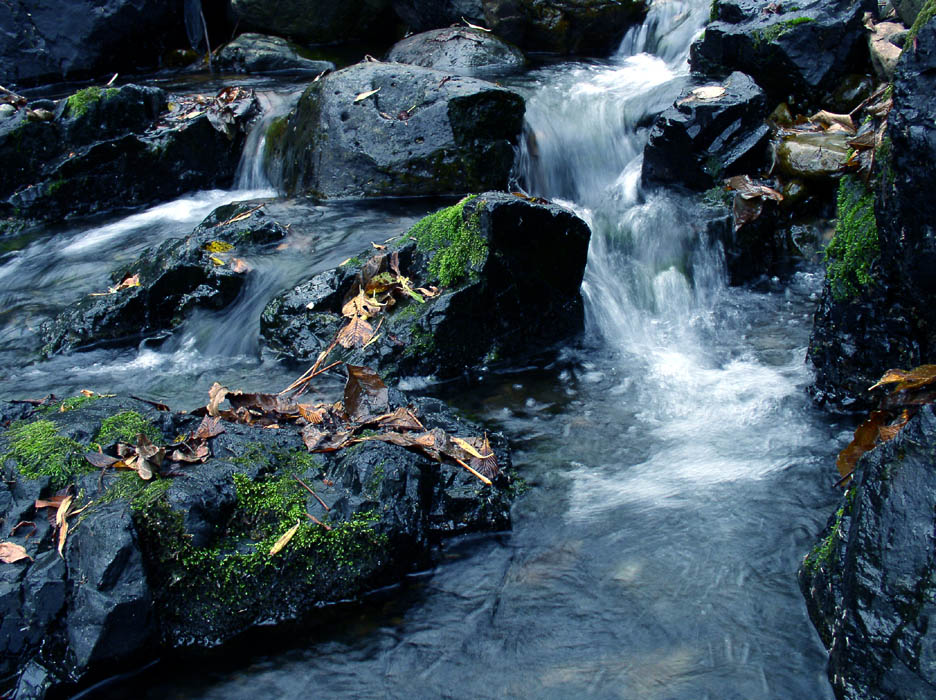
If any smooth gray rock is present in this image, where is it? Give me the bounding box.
[215,33,335,75]
[386,26,525,75]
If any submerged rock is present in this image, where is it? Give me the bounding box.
[0,84,256,223]
[214,33,336,75]
[265,61,525,198]
[40,201,286,356]
[690,0,874,105]
[229,0,394,43]
[386,26,525,76]
[0,384,512,695]
[261,192,590,381]
[642,71,769,191]
[800,405,936,699]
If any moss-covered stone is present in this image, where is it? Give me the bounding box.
[409,195,486,287]
[64,86,104,118]
[2,419,88,488]
[825,174,880,300]
[96,411,164,446]
[906,0,936,47]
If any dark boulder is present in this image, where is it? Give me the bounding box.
[807,18,936,409]
[386,26,525,76]
[642,71,769,191]
[800,405,936,699]
[0,1,182,89]
[0,386,512,693]
[265,61,525,198]
[482,0,646,55]
[40,201,286,356]
[392,0,486,31]
[229,0,394,44]
[690,0,874,105]
[0,84,257,223]
[261,192,590,381]
[214,33,336,75]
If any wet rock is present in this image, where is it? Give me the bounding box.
[800,405,936,699]
[392,0,486,31]
[691,0,874,105]
[40,201,286,356]
[642,71,769,191]
[807,17,936,409]
[230,0,394,43]
[0,1,182,89]
[266,62,525,198]
[0,84,256,223]
[868,21,905,80]
[895,0,927,26]
[482,0,646,55]
[261,192,590,381]
[774,130,850,179]
[386,26,526,76]
[214,33,336,75]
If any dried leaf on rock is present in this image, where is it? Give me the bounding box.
[463,17,492,31]
[684,86,726,102]
[353,88,380,103]
[55,495,73,529]
[869,365,936,393]
[725,175,783,201]
[344,365,389,423]
[810,110,856,134]
[836,410,890,478]
[372,407,424,431]
[208,382,229,417]
[301,424,352,453]
[57,520,69,558]
[732,195,764,231]
[193,415,225,440]
[84,452,121,469]
[337,316,375,349]
[35,495,68,510]
[459,434,499,479]
[0,542,31,564]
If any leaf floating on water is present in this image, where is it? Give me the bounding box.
[269,521,301,556]
[0,542,32,564]
[353,88,380,104]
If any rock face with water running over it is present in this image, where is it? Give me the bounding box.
[690,0,874,105]
[386,27,526,76]
[261,192,590,381]
[807,18,936,410]
[0,0,182,89]
[0,84,257,225]
[642,71,769,191]
[265,61,525,198]
[799,405,936,699]
[213,34,336,75]
[229,0,394,44]
[0,389,512,696]
[39,201,286,357]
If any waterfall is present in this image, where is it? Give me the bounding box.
[234,90,297,193]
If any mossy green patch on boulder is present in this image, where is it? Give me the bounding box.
[2,419,88,488]
[96,410,163,445]
[409,194,486,287]
[825,174,879,300]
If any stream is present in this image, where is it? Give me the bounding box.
[0,0,848,697]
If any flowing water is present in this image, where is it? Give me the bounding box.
[0,2,850,697]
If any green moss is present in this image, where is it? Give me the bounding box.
[405,325,436,357]
[752,16,814,47]
[96,411,163,446]
[2,420,88,488]
[365,462,386,498]
[710,0,719,22]
[409,195,487,287]
[38,393,103,415]
[825,174,879,300]
[203,240,235,253]
[907,0,936,47]
[45,178,67,196]
[803,503,847,573]
[65,86,103,118]
[100,471,171,509]
[702,184,732,207]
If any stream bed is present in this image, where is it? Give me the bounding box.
[0,0,848,696]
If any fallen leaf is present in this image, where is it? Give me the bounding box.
[230,258,252,273]
[344,365,389,423]
[55,495,73,529]
[0,542,31,564]
[371,242,386,250]
[208,383,228,417]
[269,520,301,556]
[689,86,726,100]
[353,88,380,103]
[810,110,856,134]
[869,365,936,393]
[57,520,68,558]
[462,17,492,31]
[451,437,494,461]
[84,452,121,468]
[336,315,375,349]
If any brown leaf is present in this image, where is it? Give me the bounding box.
[35,496,67,510]
[194,415,225,440]
[57,520,69,558]
[336,316,375,349]
[462,434,499,479]
[208,383,228,417]
[55,495,73,529]
[85,452,120,468]
[298,404,328,424]
[341,288,383,320]
[869,365,936,393]
[372,407,424,431]
[301,424,353,453]
[344,365,389,423]
[725,175,783,201]
[810,110,856,134]
[168,443,210,463]
[836,410,890,478]
[230,258,252,273]
[269,520,301,556]
[0,542,32,564]
[732,194,764,231]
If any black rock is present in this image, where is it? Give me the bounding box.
[214,34,336,75]
[642,71,770,191]
[229,0,394,43]
[800,405,936,699]
[392,0,486,31]
[386,26,526,76]
[265,61,525,198]
[690,0,874,106]
[40,201,286,356]
[261,192,591,381]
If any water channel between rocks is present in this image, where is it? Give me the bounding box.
[0,0,850,697]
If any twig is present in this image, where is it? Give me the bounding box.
[833,470,855,488]
[10,521,37,540]
[454,458,493,486]
[293,475,330,511]
[848,83,889,118]
[201,6,213,73]
[305,512,332,530]
[215,203,264,227]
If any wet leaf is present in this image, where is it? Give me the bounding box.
[725,175,783,201]
[732,194,764,231]
[469,433,499,479]
[0,542,31,564]
[836,411,891,478]
[462,17,492,31]
[869,365,936,393]
[353,88,380,103]
[55,495,73,529]
[84,452,120,468]
[810,110,856,134]
[372,407,424,431]
[344,365,389,423]
[57,520,69,558]
[301,424,352,452]
[451,437,493,460]
[168,443,210,463]
[688,86,726,100]
[336,316,375,349]
[193,415,225,440]
[341,288,384,320]
[35,495,67,510]
[208,382,228,417]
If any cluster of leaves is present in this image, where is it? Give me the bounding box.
[724,174,783,231]
[164,85,256,138]
[835,365,936,485]
[0,487,89,563]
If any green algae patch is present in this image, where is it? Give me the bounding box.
[2,420,88,488]
[96,411,163,446]
[907,0,936,48]
[410,195,487,287]
[825,174,879,300]
[65,86,104,118]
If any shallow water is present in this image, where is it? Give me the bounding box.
[0,0,846,696]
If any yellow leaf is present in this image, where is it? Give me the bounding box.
[209,255,225,266]
[0,542,32,564]
[452,437,494,460]
[208,382,228,417]
[57,520,69,558]
[55,495,73,529]
[336,316,375,349]
[371,242,386,250]
[353,88,380,103]
[269,520,301,556]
